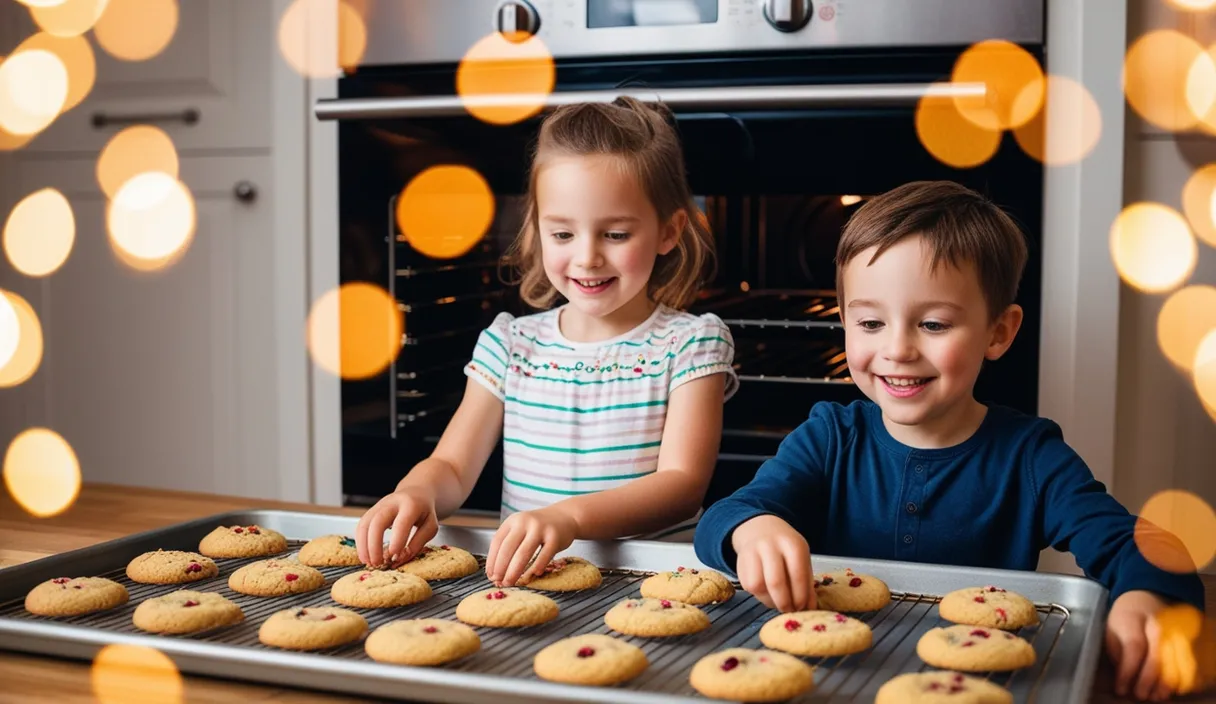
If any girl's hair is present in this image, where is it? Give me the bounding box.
[502,96,715,311]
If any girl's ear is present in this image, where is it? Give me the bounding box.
[659,209,686,255]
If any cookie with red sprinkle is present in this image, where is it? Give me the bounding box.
[604,597,710,637]
[198,524,287,559]
[126,549,218,584]
[132,589,243,634]
[813,568,891,612]
[689,648,814,702]
[916,624,1036,672]
[365,618,481,666]
[640,565,735,605]
[227,558,325,596]
[939,585,1038,630]
[454,587,558,628]
[759,609,872,656]
[533,634,648,686]
[258,606,367,651]
[876,671,1013,703]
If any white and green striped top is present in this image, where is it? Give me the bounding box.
[464,304,738,539]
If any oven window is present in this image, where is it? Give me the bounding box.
[587,0,719,28]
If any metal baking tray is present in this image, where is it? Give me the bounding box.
[0,509,1107,703]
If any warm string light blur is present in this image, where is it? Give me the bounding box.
[307,282,404,380]
[0,293,19,372]
[0,291,44,388]
[457,32,556,125]
[2,427,81,518]
[1181,165,1216,248]
[1158,286,1216,372]
[91,644,184,704]
[1109,203,1198,293]
[1125,30,1209,131]
[1195,330,1216,416]
[950,40,1044,131]
[96,125,179,199]
[1167,0,1216,11]
[1011,75,1101,166]
[396,165,495,260]
[29,0,109,37]
[914,84,1001,169]
[92,0,179,62]
[14,32,96,113]
[17,0,72,7]
[106,172,197,271]
[3,188,75,277]
[277,0,368,79]
[1155,604,1216,696]
[1135,490,1216,573]
[0,49,69,136]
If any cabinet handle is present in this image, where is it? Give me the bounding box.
[233,180,257,203]
[91,108,200,129]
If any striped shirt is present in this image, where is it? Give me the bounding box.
[464,304,738,540]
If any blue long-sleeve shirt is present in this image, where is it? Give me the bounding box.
[695,400,1205,611]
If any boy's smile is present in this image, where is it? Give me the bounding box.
[841,235,1022,449]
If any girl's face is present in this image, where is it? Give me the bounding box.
[536,154,682,324]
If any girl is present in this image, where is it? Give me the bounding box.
[355,97,738,588]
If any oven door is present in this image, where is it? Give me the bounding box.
[319,49,1044,510]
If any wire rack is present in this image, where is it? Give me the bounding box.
[0,540,1073,703]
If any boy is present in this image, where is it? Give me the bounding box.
[693,181,1206,702]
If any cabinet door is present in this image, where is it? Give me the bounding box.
[3,155,285,499]
[4,0,272,153]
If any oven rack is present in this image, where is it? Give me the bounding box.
[693,289,843,330]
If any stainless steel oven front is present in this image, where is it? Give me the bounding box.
[315,0,1046,512]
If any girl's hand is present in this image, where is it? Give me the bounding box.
[731,514,816,613]
[1107,590,1172,701]
[486,506,579,587]
[354,487,439,569]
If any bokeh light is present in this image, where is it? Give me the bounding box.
[1196,330,1216,415]
[1167,0,1216,10]
[456,32,555,125]
[1124,29,1207,131]
[914,84,1001,169]
[306,282,404,380]
[0,293,18,372]
[951,39,1044,131]
[4,188,74,277]
[1184,44,1216,133]
[92,0,178,62]
[396,165,494,259]
[3,427,81,518]
[277,0,367,79]
[0,291,44,388]
[1181,164,1216,248]
[96,125,179,199]
[0,49,69,136]
[1155,604,1216,696]
[30,0,108,38]
[107,172,196,272]
[14,33,95,113]
[1110,203,1197,293]
[1135,490,1216,573]
[0,124,36,152]
[1012,75,1101,166]
[1158,286,1216,372]
[18,1,71,7]
[91,644,183,704]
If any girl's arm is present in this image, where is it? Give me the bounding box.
[357,378,503,566]
[486,373,725,585]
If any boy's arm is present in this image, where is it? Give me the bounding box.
[693,408,831,576]
[1031,423,1205,611]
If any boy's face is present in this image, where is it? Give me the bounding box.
[841,235,1022,441]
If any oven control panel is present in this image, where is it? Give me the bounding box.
[354,0,1042,67]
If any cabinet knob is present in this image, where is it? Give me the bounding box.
[234,180,257,203]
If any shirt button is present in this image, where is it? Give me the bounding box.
[906,502,917,514]
[915,464,924,473]
[903,534,913,544]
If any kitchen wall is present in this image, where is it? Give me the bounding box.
[1115,1,1216,573]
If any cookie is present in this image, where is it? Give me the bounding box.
[24,577,129,617]
[331,569,432,608]
[365,618,481,666]
[454,588,559,628]
[132,590,244,634]
[297,534,362,567]
[758,610,872,657]
[813,568,891,612]
[916,624,1037,672]
[533,634,649,686]
[604,597,711,637]
[396,544,480,581]
[125,550,218,584]
[258,606,368,651]
[939,585,1039,630]
[198,524,288,559]
[876,672,1013,704]
[227,558,325,596]
[639,566,735,605]
[520,556,602,592]
[689,648,814,703]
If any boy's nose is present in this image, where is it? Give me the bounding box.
[883,331,918,361]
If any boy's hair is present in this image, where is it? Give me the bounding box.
[834,180,1029,321]
[503,96,715,311]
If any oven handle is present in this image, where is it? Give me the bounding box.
[313,82,987,121]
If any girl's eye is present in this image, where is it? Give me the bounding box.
[550,231,573,241]
[604,231,629,241]
[921,321,951,333]
[858,320,883,331]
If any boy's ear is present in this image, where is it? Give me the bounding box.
[659,209,686,256]
[986,304,1024,361]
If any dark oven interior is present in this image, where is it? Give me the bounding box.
[336,49,1045,514]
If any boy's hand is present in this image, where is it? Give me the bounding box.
[486,506,578,587]
[731,514,816,613]
[354,487,439,569]
[1106,590,1171,701]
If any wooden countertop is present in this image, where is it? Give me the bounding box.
[1,484,1213,703]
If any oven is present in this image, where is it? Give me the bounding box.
[315,0,1046,513]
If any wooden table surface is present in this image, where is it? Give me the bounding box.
[0,484,1213,703]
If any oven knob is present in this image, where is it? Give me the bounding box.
[761,0,812,32]
[496,1,541,40]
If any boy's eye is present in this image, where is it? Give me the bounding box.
[921,321,951,332]
[550,231,573,241]
[858,320,883,331]
[604,231,629,241]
